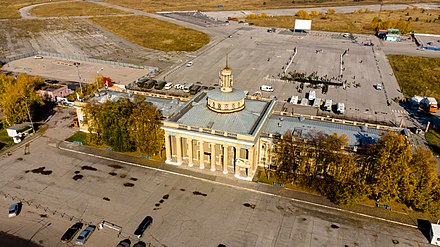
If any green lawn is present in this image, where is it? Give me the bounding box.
[426,129,440,155]
[0,129,13,152]
[65,131,88,144]
[388,55,440,99]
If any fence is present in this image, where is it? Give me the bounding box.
[0,51,159,72]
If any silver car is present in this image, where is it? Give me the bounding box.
[75,225,96,245]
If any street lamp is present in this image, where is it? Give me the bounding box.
[24,97,35,134]
[74,62,83,97]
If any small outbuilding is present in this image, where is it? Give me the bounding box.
[6,122,33,143]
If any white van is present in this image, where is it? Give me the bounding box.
[336,102,345,114]
[289,95,299,104]
[312,98,321,108]
[308,90,316,101]
[323,99,332,111]
[260,85,274,92]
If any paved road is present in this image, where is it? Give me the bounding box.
[0,108,434,247]
[204,3,440,20]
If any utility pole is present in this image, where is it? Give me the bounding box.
[378,0,383,19]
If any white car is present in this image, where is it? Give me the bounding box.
[8,203,22,217]
[375,83,383,90]
[164,82,173,90]
[33,55,43,59]
[186,61,193,67]
[260,85,274,92]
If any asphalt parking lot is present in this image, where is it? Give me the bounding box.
[0,110,433,247]
[2,56,153,86]
[161,25,405,124]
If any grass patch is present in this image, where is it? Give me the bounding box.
[90,15,210,51]
[102,0,440,12]
[388,55,440,99]
[65,131,88,144]
[246,8,440,34]
[0,0,64,19]
[426,129,440,155]
[30,2,129,17]
[0,129,14,152]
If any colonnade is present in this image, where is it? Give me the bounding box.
[164,133,255,179]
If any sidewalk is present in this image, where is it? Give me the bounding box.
[59,140,420,228]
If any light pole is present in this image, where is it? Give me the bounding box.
[24,97,35,134]
[74,62,83,97]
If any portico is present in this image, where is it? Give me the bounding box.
[162,59,275,180]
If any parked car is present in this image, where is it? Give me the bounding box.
[75,225,96,245]
[164,82,173,90]
[186,61,193,67]
[134,216,153,238]
[8,203,22,218]
[260,85,274,92]
[33,55,43,59]
[116,239,131,247]
[189,84,201,95]
[154,81,166,90]
[61,222,83,243]
[374,83,383,90]
[174,83,183,90]
[133,241,146,247]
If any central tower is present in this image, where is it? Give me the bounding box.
[206,56,245,113]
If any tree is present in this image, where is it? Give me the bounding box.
[129,100,164,155]
[295,10,310,19]
[0,74,44,126]
[407,147,439,213]
[365,132,412,202]
[326,8,336,15]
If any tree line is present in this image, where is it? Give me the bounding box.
[273,131,440,216]
[0,73,45,126]
[84,96,164,155]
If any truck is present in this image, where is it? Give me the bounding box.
[336,102,345,114]
[421,97,438,113]
[308,90,316,101]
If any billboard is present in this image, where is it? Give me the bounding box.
[294,19,312,30]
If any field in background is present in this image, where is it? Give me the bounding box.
[246,8,440,34]
[388,55,440,99]
[90,15,210,52]
[30,1,130,17]
[102,0,440,12]
[0,0,63,19]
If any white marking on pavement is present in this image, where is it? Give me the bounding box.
[59,143,417,229]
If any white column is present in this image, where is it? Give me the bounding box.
[223,145,228,174]
[199,141,205,169]
[165,133,171,163]
[176,134,182,165]
[188,138,193,167]
[248,147,254,178]
[234,146,240,176]
[210,143,216,172]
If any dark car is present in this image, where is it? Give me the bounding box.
[61,222,83,243]
[134,216,153,238]
[116,238,131,247]
[133,241,146,247]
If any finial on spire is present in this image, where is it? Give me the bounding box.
[225,53,229,68]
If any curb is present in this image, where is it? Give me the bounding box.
[58,141,418,229]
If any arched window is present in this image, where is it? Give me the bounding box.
[217,103,221,109]
[232,103,235,108]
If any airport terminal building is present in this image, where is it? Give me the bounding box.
[76,62,395,181]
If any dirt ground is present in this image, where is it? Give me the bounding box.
[0,18,176,69]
